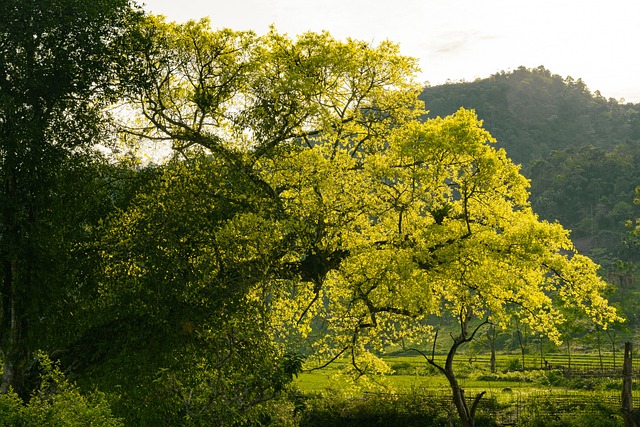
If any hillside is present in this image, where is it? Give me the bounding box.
[420,66,640,166]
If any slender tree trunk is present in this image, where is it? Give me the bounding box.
[0,260,15,393]
[597,331,603,370]
[487,325,496,374]
[0,172,18,393]
[424,309,488,427]
[1,264,30,395]
[490,343,496,374]
[607,330,617,369]
[623,342,636,427]
[516,326,527,371]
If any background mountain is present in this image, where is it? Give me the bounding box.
[421,66,640,268]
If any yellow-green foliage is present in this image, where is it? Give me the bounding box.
[269,107,622,376]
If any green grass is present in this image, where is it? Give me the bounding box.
[294,351,635,427]
[294,351,629,396]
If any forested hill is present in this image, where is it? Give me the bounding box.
[420,66,640,267]
[420,66,640,166]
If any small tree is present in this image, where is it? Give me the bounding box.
[536,333,546,369]
[513,319,530,371]
[469,322,498,373]
[606,329,620,369]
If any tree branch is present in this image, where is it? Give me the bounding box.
[304,345,349,372]
[470,391,487,420]
[400,331,446,375]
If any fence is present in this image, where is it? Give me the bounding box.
[385,388,629,426]
[384,349,640,425]
[490,391,624,426]
[466,354,633,373]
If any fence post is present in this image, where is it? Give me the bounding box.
[623,341,637,427]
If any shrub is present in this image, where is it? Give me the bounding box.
[474,369,545,384]
[507,357,522,371]
[389,361,413,375]
[0,352,122,427]
[516,397,622,427]
[389,361,438,376]
[541,369,566,387]
[297,389,500,427]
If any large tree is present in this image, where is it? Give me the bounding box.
[282,109,621,427]
[0,0,140,394]
[87,16,423,424]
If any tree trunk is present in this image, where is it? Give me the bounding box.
[607,330,617,369]
[0,259,30,395]
[515,323,527,372]
[0,261,14,393]
[0,170,32,396]
[425,309,488,427]
[490,345,496,374]
[444,367,485,427]
[597,331,603,370]
[623,342,636,427]
[487,325,496,374]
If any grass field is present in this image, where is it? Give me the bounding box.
[294,351,636,398]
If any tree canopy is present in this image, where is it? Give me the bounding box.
[420,67,640,343]
[270,108,620,427]
[103,18,619,426]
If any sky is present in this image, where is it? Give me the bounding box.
[141,0,640,103]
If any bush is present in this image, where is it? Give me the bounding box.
[474,369,545,384]
[0,352,122,427]
[298,392,448,427]
[389,361,413,375]
[507,357,522,371]
[541,369,566,387]
[297,390,500,427]
[516,397,622,427]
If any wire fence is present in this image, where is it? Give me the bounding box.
[465,354,632,373]
[381,351,640,425]
[386,388,630,426]
[490,391,624,426]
